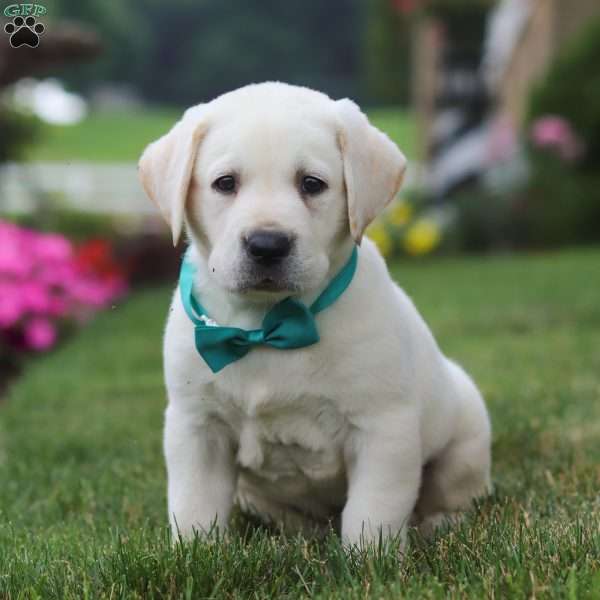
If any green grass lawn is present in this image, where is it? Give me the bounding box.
[24,107,417,163]
[1,248,600,598]
[26,109,181,163]
[365,107,417,160]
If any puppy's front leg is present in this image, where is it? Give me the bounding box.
[342,414,421,548]
[164,404,236,539]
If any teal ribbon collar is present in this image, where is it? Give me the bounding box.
[179,247,358,373]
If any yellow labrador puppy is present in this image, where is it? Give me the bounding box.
[139,82,491,547]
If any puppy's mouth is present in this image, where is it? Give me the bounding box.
[239,276,300,294]
[237,267,301,295]
[231,255,304,295]
[253,277,285,291]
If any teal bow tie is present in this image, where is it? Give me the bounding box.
[179,246,358,373]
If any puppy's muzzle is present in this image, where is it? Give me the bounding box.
[244,230,294,266]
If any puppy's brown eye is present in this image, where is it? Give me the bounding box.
[301,176,327,196]
[213,175,236,194]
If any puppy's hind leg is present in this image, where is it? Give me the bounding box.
[415,364,492,538]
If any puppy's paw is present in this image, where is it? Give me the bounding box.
[417,511,464,539]
[170,513,229,546]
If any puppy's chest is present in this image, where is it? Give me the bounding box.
[211,393,349,482]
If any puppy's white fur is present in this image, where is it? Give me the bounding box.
[139,82,491,547]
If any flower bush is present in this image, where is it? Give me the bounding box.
[366,196,445,258]
[0,220,127,368]
[522,16,600,247]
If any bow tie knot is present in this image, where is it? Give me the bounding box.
[180,247,357,373]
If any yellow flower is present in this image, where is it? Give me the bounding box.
[366,221,393,257]
[403,219,441,256]
[387,200,412,227]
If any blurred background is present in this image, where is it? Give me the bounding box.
[1,0,600,384]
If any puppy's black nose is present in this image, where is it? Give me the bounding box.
[245,230,292,264]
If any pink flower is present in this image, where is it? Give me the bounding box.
[0,225,34,278]
[1,220,128,356]
[33,233,72,262]
[47,294,69,317]
[37,261,77,287]
[67,279,112,307]
[20,280,53,313]
[530,115,584,162]
[23,317,57,351]
[0,282,25,327]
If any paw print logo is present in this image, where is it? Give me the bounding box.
[4,16,45,48]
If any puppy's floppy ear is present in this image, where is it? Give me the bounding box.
[336,99,407,244]
[138,105,207,246]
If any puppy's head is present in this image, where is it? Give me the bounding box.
[139,82,406,298]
